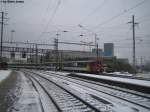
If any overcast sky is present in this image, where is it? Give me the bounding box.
[0,0,150,64]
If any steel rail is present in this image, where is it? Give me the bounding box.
[24,72,62,112]
[24,70,102,112]
[44,71,150,99]
[41,71,150,110]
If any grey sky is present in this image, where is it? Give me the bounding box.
[0,0,150,64]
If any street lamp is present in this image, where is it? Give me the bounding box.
[63,30,68,33]
[78,25,99,58]
[78,24,99,46]
[11,30,15,43]
[55,30,68,71]
[56,30,68,38]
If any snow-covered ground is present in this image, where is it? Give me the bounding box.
[106,71,150,79]
[38,71,150,112]
[40,70,150,87]
[45,70,69,76]
[41,74,149,112]
[0,70,11,83]
[76,73,150,88]
[12,72,42,112]
[106,72,133,76]
[15,70,150,112]
[136,72,150,78]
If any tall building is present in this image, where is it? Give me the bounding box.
[104,43,114,57]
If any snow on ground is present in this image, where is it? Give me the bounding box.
[0,70,11,83]
[50,75,148,112]
[38,70,150,87]
[106,72,133,76]
[49,74,143,112]
[76,73,150,88]
[45,70,69,76]
[67,82,141,112]
[31,78,58,112]
[136,72,150,78]
[12,72,42,112]
[106,72,150,79]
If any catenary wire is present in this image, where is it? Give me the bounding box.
[93,0,148,29]
[79,0,108,25]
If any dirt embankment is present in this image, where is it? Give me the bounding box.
[0,71,21,112]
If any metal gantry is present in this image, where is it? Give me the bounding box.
[2,41,54,64]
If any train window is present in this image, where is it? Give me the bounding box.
[73,62,77,67]
[77,62,87,67]
[64,62,74,67]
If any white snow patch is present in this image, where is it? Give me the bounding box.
[136,73,150,78]
[65,79,147,112]
[107,72,133,76]
[76,73,150,88]
[31,79,58,112]
[46,71,70,76]
[0,70,11,83]
[12,72,42,112]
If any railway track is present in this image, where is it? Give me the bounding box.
[68,73,150,94]
[25,74,59,112]
[43,71,150,97]
[101,73,150,81]
[44,71,150,98]
[34,71,150,111]
[23,70,113,112]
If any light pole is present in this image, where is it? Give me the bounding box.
[55,30,68,71]
[78,24,98,45]
[0,1,24,61]
[11,30,15,43]
[78,24,99,58]
[94,34,99,47]
[0,12,4,60]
